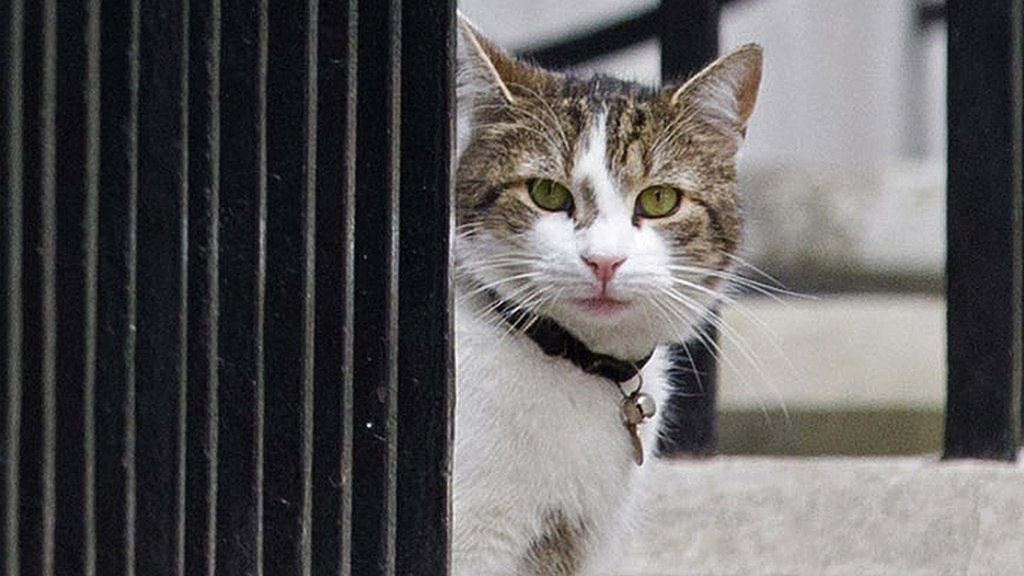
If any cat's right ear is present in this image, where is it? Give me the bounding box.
[666,44,763,156]
[456,12,517,105]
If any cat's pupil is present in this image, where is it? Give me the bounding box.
[636,185,681,218]
[528,178,573,213]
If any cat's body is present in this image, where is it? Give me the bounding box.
[454,291,673,574]
[452,15,761,575]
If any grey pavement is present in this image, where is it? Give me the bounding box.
[612,456,1024,576]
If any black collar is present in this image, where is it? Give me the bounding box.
[490,294,654,383]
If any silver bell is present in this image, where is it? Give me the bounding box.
[636,393,656,418]
[620,398,644,426]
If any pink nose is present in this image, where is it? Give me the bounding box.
[583,256,625,284]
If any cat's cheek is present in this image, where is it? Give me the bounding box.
[528,215,582,268]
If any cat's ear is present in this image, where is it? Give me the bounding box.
[667,44,762,153]
[457,12,552,106]
[456,13,517,104]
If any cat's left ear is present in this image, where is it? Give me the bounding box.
[457,12,518,105]
[456,12,556,106]
[666,44,762,154]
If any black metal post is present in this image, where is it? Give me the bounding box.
[2,3,26,576]
[262,0,319,573]
[185,1,221,573]
[95,1,140,575]
[134,1,190,573]
[352,1,401,573]
[657,0,722,457]
[396,1,455,574]
[660,0,720,84]
[217,0,268,573]
[520,9,661,69]
[944,0,1023,460]
[313,0,358,573]
[17,1,65,573]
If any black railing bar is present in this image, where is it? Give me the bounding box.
[206,0,222,569]
[255,0,269,571]
[133,0,191,570]
[943,0,1023,460]
[385,0,402,569]
[394,1,455,570]
[211,0,268,569]
[300,0,319,572]
[918,2,946,29]
[351,0,401,570]
[2,1,25,575]
[83,0,102,574]
[517,0,748,70]
[186,0,222,571]
[178,3,191,571]
[518,8,660,69]
[341,3,358,573]
[310,0,352,572]
[124,3,141,573]
[40,0,58,571]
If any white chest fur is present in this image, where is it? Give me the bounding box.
[451,296,671,575]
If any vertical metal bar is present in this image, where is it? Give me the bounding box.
[395,1,454,573]
[39,0,58,571]
[657,0,721,457]
[2,2,25,575]
[1020,5,1024,453]
[82,1,102,573]
[352,0,400,573]
[302,2,318,571]
[96,0,140,573]
[135,0,190,572]
[312,0,356,572]
[12,0,41,570]
[944,0,1023,460]
[659,0,720,84]
[54,0,95,572]
[262,0,317,572]
[216,0,267,573]
[186,0,220,574]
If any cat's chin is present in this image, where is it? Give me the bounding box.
[572,296,631,316]
[548,305,671,360]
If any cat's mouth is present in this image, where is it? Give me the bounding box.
[574,296,631,315]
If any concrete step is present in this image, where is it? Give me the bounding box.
[611,456,1024,576]
[713,294,945,455]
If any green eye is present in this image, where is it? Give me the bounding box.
[528,178,573,212]
[635,185,682,218]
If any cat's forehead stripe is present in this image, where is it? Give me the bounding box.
[572,111,630,225]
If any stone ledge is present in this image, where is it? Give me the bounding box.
[611,456,1024,576]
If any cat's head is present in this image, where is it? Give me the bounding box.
[455,15,761,359]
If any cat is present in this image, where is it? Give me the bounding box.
[452,13,761,575]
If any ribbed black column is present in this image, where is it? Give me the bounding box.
[134,1,190,574]
[96,1,140,575]
[352,1,401,573]
[216,0,267,573]
[2,1,26,575]
[186,1,221,575]
[262,0,318,573]
[396,1,455,573]
[311,0,358,573]
[3,2,456,574]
